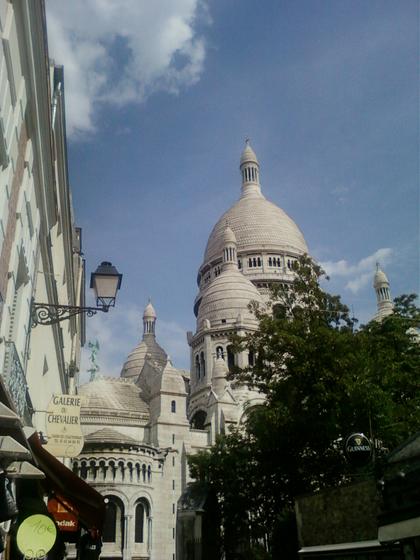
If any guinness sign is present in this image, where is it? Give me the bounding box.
[344,433,372,466]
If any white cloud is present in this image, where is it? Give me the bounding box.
[321,247,393,294]
[45,0,209,138]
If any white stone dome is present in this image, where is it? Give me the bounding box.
[240,141,259,166]
[143,301,157,319]
[197,267,263,328]
[373,267,389,288]
[80,377,150,423]
[121,337,167,379]
[204,194,308,265]
[121,301,168,379]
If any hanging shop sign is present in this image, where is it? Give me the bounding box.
[16,514,57,558]
[344,433,372,466]
[47,496,79,532]
[44,394,84,458]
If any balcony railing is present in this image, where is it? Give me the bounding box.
[2,341,32,424]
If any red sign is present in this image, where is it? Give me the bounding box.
[47,496,79,532]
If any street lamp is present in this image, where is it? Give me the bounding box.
[31,261,122,327]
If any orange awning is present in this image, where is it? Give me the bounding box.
[28,432,105,531]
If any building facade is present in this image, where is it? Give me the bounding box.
[75,141,311,559]
[0,0,85,433]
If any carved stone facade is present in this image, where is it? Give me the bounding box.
[77,143,311,559]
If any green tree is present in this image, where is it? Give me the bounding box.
[189,256,420,558]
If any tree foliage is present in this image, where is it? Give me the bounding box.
[189,256,420,558]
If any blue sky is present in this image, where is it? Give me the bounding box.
[45,0,419,378]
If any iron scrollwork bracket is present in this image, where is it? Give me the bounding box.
[31,302,108,327]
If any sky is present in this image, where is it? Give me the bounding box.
[45,0,419,380]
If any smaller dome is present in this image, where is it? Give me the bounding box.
[197,268,263,328]
[373,264,389,288]
[84,427,138,446]
[121,338,167,378]
[223,226,237,245]
[80,377,149,422]
[143,301,157,319]
[240,139,259,167]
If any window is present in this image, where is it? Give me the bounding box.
[171,400,176,413]
[195,355,200,379]
[103,501,117,542]
[103,496,124,544]
[200,352,206,378]
[216,346,224,359]
[227,345,235,372]
[238,259,242,269]
[135,499,150,543]
[190,410,206,430]
[172,434,175,444]
[147,465,151,482]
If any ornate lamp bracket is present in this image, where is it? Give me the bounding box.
[31,302,109,327]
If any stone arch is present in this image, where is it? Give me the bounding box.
[103,494,125,551]
[190,409,207,430]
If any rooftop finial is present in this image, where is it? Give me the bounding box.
[240,139,261,197]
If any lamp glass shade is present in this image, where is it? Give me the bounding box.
[90,262,122,308]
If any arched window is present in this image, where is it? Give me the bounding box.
[80,461,87,479]
[238,259,242,269]
[195,355,201,379]
[147,465,152,482]
[103,496,124,544]
[200,352,206,378]
[171,400,176,413]
[248,258,252,267]
[142,464,146,482]
[257,257,261,267]
[135,499,150,543]
[253,257,257,267]
[103,501,117,542]
[268,257,272,266]
[227,345,235,372]
[190,410,207,430]
[248,349,255,366]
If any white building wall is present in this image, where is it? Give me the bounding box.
[0,0,83,433]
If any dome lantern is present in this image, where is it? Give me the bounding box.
[222,225,237,271]
[239,139,261,198]
[373,263,393,321]
[143,299,157,336]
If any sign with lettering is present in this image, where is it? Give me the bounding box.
[44,394,84,457]
[16,514,57,558]
[344,433,372,466]
[47,496,79,532]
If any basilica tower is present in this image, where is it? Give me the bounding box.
[188,141,309,435]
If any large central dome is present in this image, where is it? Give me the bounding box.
[197,141,308,296]
[204,194,308,264]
